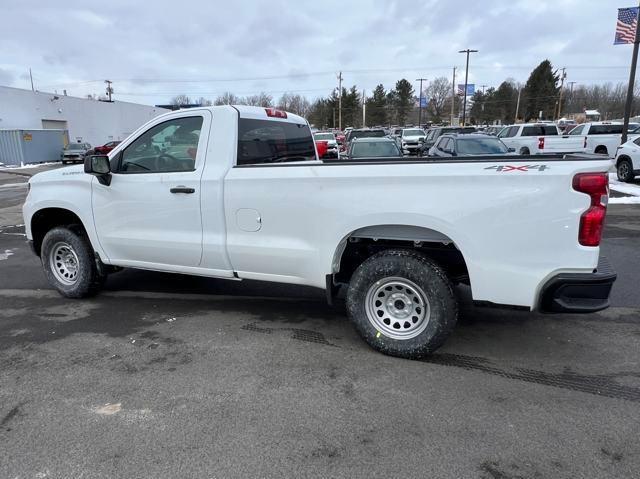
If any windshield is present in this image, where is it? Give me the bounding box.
[314,133,335,141]
[351,140,401,158]
[457,138,508,155]
[403,129,425,137]
[65,143,86,150]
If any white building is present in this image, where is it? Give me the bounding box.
[0,85,169,147]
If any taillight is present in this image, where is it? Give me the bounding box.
[265,108,287,119]
[538,137,545,150]
[572,172,608,247]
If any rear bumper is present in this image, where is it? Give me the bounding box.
[539,257,616,313]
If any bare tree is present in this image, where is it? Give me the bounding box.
[241,92,273,107]
[425,77,451,121]
[195,96,212,106]
[214,92,240,105]
[171,94,192,106]
[277,93,311,116]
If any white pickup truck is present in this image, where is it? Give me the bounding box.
[565,121,640,158]
[23,106,616,358]
[498,123,585,155]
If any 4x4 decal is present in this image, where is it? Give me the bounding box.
[484,164,549,172]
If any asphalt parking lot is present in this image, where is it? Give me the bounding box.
[1,166,640,478]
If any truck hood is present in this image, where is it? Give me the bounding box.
[30,165,90,184]
[402,136,425,141]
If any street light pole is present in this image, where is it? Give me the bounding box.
[416,77,427,127]
[622,4,640,144]
[458,49,478,126]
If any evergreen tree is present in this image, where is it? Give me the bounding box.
[392,79,414,125]
[522,60,559,121]
[366,84,388,126]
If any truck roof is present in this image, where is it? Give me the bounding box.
[152,105,308,125]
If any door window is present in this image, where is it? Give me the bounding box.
[569,125,584,135]
[118,116,203,173]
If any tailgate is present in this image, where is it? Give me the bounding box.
[540,135,586,154]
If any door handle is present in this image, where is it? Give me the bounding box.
[170,186,195,194]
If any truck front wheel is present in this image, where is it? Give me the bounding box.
[346,250,458,358]
[41,226,105,298]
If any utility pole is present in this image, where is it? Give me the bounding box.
[416,77,428,127]
[337,72,343,131]
[451,67,457,125]
[458,49,478,126]
[514,87,522,123]
[568,81,576,95]
[29,68,34,92]
[362,89,366,127]
[104,80,113,102]
[481,84,488,94]
[622,3,640,144]
[556,67,566,120]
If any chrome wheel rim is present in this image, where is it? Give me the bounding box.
[365,277,430,340]
[619,162,630,178]
[49,242,80,285]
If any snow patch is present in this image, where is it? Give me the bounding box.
[0,249,15,260]
[609,173,640,197]
[610,196,640,204]
[0,162,59,170]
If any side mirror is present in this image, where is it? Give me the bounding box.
[84,155,111,185]
[508,147,516,153]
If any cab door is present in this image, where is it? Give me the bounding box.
[91,112,212,269]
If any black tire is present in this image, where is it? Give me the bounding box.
[346,249,458,359]
[519,147,530,155]
[41,226,105,298]
[617,158,635,182]
[61,160,67,165]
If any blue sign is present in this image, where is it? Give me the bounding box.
[457,84,475,96]
[420,97,428,107]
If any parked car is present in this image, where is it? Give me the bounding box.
[345,128,387,145]
[313,132,339,158]
[344,137,403,159]
[498,123,584,155]
[399,128,426,155]
[94,141,122,155]
[24,105,616,359]
[61,142,92,165]
[428,134,510,157]
[419,126,477,155]
[614,137,640,182]
[567,121,640,158]
[483,126,504,136]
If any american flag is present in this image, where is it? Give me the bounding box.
[615,7,639,44]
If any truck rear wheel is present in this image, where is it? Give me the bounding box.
[519,147,530,155]
[41,226,105,298]
[346,249,458,358]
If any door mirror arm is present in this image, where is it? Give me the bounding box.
[84,155,112,186]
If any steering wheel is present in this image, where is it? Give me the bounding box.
[157,152,178,171]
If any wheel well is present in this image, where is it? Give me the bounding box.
[334,235,469,286]
[520,147,530,154]
[595,145,608,155]
[617,155,631,166]
[31,208,86,256]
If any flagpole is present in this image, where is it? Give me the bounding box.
[622,3,640,144]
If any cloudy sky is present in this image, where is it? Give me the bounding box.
[0,0,635,105]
